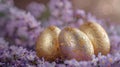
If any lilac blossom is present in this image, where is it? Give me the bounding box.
[4,7,42,48]
[26,2,46,18]
[48,0,74,25]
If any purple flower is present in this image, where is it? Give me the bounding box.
[27,2,46,18]
[0,37,8,49]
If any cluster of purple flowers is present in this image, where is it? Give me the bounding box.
[0,0,120,67]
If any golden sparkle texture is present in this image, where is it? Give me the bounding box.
[36,22,110,61]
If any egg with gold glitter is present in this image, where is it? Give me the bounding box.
[36,26,61,61]
[58,27,94,61]
[79,22,110,55]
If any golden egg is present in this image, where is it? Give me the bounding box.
[36,26,61,61]
[59,27,94,61]
[79,22,110,55]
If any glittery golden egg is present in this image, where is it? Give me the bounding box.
[79,22,110,55]
[36,26,61,61]
[58,27,94,61]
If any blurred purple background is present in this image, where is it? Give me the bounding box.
[14,0,120,24]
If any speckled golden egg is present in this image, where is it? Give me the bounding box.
[79,22,110,55]
[36,26,61,61]
[58,27,94,61]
